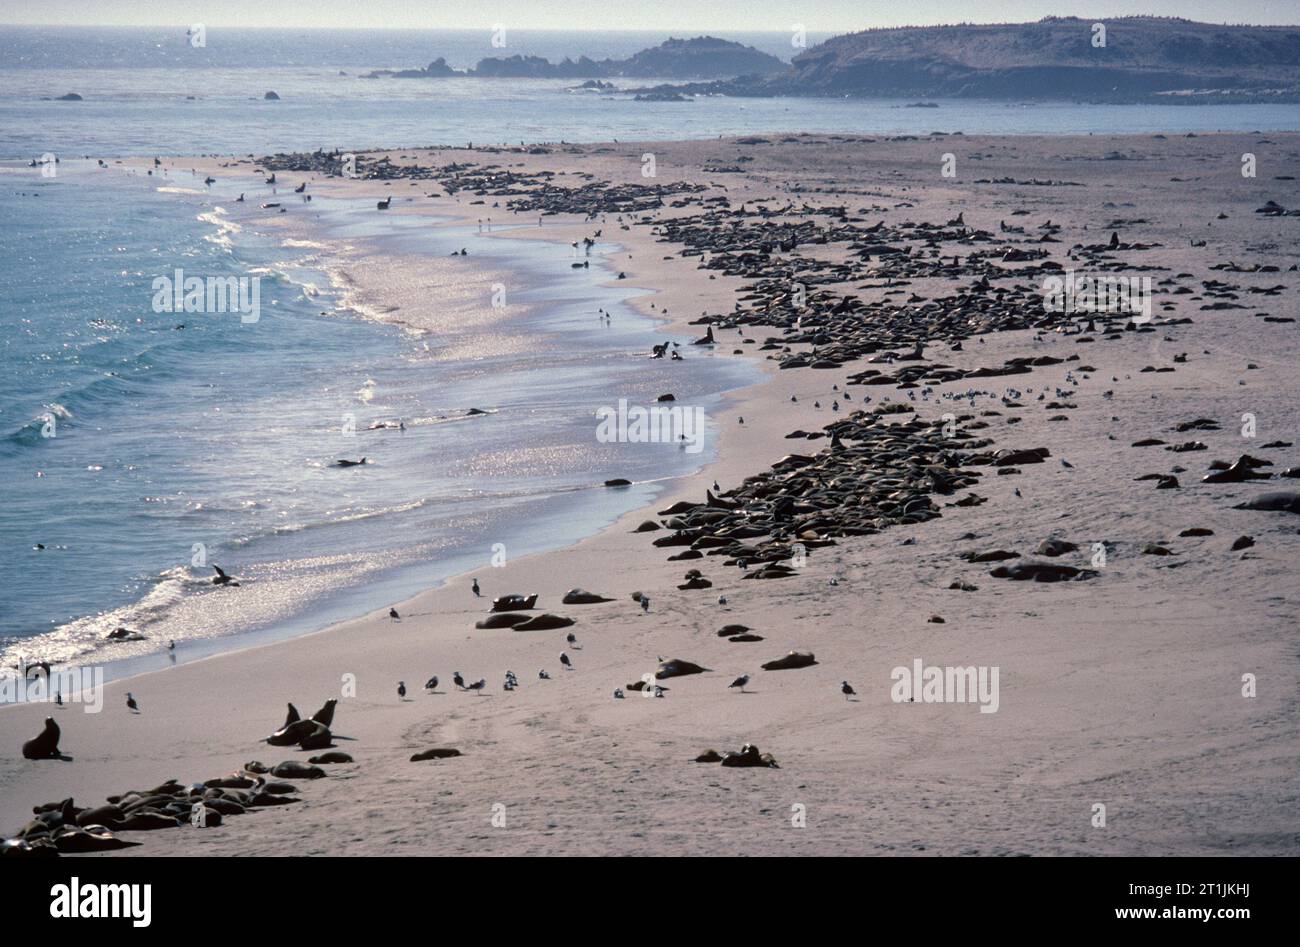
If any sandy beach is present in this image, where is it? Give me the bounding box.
[4,132,1297,856]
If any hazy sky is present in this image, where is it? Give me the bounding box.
[2,1,1297,30]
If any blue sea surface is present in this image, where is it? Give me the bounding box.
[0,161,755,679]
[0,26,1296,160]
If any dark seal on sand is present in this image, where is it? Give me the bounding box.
[21,717,64,760]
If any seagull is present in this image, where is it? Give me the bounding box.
[717,595,727,605]
[1060,459,1074,469]
[453,671,465,690]
[389,607,400,620]
[471,578,480,597]
[424,675,438,691]
[729,674,750,693]
[653,685,666,698]
[640,596,650,613]
[211,564,239,586]
[613,688,625,699]
[397,681,406,700]
[467,678,486,694]
[842,681,856,701]
[126,692,140,713]
[538,669,551,680]
[566,632,578,648]
[560,652,573,671]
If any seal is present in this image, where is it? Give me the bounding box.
[511,613,575,631]
[761,650,818,671]
[561,588,614,604]
[475,612,531,629]
[1234,491,1300,514]
[22,717,65,760]
[310,698,338,728]
[491,593,538,612]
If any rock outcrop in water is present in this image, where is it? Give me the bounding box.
[364,36,786,81]
[637,17,1300,103]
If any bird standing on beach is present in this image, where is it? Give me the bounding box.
[560,652,573,671]
[640,596,650,613]
[453,671,465,690]
[538,669,551,680]
[467,678,486,694]
[729,675,750,693]
[424,675,438,692]
[126,693,140,713]
[842,681,856,701]
[389,607,400,620]
[566,632,579,649]
[397,681,406,700]
[472,579,480,597]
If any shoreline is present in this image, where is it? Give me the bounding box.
[1,159,764,689]
[4,131,1296,855]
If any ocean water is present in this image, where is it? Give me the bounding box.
[1,26,1297,160]
[0,161,755,680]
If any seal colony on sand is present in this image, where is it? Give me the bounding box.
[4,699,358,856]
[5,132,1296,857]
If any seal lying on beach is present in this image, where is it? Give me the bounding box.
[989,561,1099,581]
[410,748,462,762]
[476,612,532,629]
[719,744,779,768]
[511,613,575,631]
[656,658,710,680]
[761,651,817,671]
[21,718,65,760]
[1234,491,1300,514]
[491,593,538,612]
[561,588,614,604]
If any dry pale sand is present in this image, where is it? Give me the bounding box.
[3,133,1297,856]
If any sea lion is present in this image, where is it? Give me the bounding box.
[512,613,575,631]
[308,751,353,764]
[265,718,320,747]
[310,698,337,728]
[296,721,334,750]
[989,562,1099,581]
[281,703,301,729]
[561,589,614,605]
[491,593,538,612]
[53,826,141,853]
[1203,455,1272,483]
[1234,492,1300,514]
[719,743,779,768]
[21,717,65,760]
[475,613,532,629]
[270,761,326,779]
[761,651,817,671]
[656,658,710,680]
[409,748,462,762]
